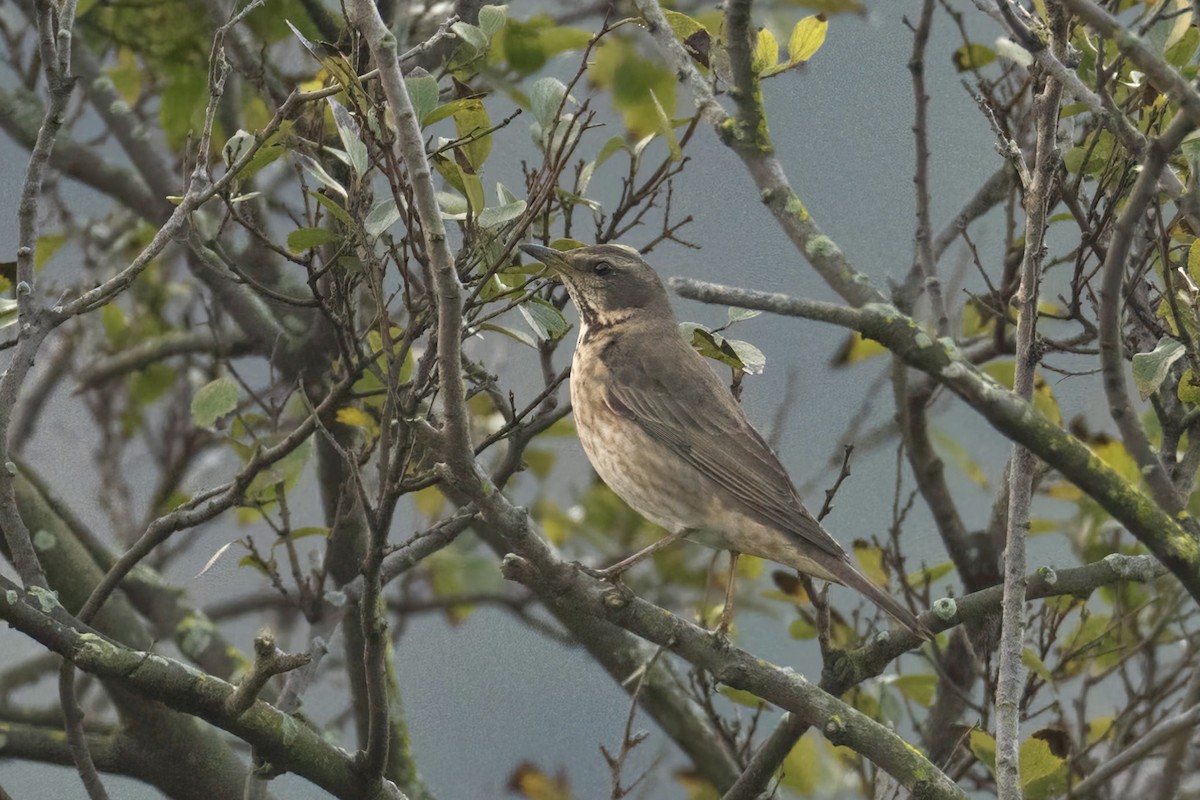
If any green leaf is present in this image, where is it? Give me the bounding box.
[589,38,677,136]
[727,307,763,323]
[595,136,625,169]
[787,15,828,64]
[1131,336,1186,400]
[788,617,817,639]
[477,200,527,228]
[406,72,440,125]
[130,362,176,405]
[311,191,354,226]
[453,99,493,170]
[327,97,368,178]
[726,339,765,374]
[287,227,336,253]
[649,89,681,161]
[451,21,489,52]
[478,4,507,36]
[438,191,470,220]
[363,200,401,238]
[953,42,997,71]
[191,377,239,427]
[244,437,312,505]
[159,63,207,149]
[34,232,65,270]
[530,76,568,129]
[296,154,347,199]
[478,322,538,348]
[1022,647,1054,682]
[518,297,569,341]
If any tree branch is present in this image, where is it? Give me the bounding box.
[670,278,1200,603]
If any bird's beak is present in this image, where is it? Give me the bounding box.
[519,243,570,274]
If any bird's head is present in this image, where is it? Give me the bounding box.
[519,243,674,330]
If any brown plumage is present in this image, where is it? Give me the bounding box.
[520,242,930,638]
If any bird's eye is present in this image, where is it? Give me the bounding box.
[593,262,614,276]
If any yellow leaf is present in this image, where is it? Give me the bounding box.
[892,673,937,706]
[1089,438,1140,484]
[1022,647,1053,681]
[735,554,763,579]
[832,330,887,366]
[507,762,570,800]
[336,406,375,429]
[787,15,828,64]
[720,686,768,708]
[1085,716,1114,745]
[969,729,997,771]
[752,28,779,74]
[780,736,826,795]
[851,541,889,587]
[1180,367,1200,405]
[932,429,990,488]
[1188,239,1200,287]
[1020,736,1068,800]
[413,485,445,518]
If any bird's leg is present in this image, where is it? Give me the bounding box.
[717,551,740,635]
[584,529,689,581]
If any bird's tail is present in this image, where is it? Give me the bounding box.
[829,558,934,641]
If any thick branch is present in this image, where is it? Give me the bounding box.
[671,279,1200,602]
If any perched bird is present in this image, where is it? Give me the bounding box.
[520,242,929,639]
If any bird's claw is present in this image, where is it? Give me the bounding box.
[572,560,627,583]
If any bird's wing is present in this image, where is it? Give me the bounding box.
[603,340,845,559]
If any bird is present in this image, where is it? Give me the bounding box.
[519,241,930,639]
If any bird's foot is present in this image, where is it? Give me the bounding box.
[573,560,629,583]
